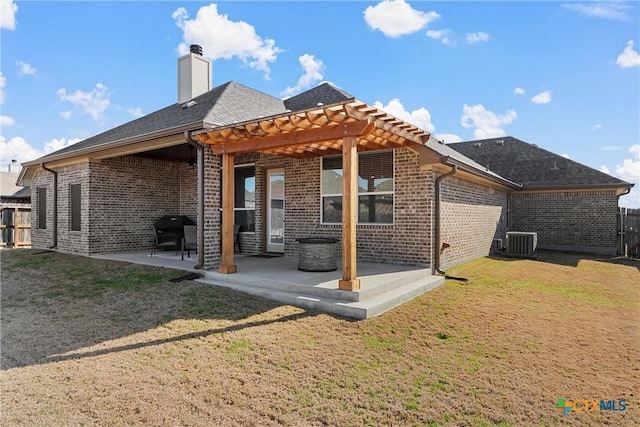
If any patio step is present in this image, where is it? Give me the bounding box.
[201,267,433,302]
[196,274,445,319]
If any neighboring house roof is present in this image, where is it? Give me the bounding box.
[1,187,31,200]
[448,136,632,189]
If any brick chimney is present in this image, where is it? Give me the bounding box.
[177,44,211,104]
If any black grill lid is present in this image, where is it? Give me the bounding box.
[154,215,195,231]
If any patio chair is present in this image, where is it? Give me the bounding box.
[181,225,197,260]
[151,225,178,256]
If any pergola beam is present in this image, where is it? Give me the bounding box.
[209,120,374,155]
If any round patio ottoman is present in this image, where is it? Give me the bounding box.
[296,238,339,272]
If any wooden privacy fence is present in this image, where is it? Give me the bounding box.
[618,207,640,258]
[0,207,31,248]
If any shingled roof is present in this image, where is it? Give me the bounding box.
[35,81,356,163]
[283,83,353,111]
[448,136,632,189]
[38,81,288,160]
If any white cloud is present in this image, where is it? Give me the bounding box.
[60,111,73,119]
[514,87,525,95]
[56,83,111,122]
[461,104,517,139]
[0,0,18,30]
[0,135,42,165]
[616,40,640,68]
[127,107,144,118]
[426,29,455,46]
[16,61,36,76]
[373,98,436,132]
[0,134,83,167]
[590,124,603,131]
[560,153,570,159]
[531,90,552,104]
[282,54,325,97]
[43,137,82,154]
[615,145,640,208]
[466,32,489,44]
[173,4,282,79]
[0,115,15,126]
[599,165,610,174]
[563,2,631,21]
[364,0,440,38]
[0,71,6,104]
[435,133,463,144]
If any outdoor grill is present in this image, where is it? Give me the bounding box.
[153,215,195,250]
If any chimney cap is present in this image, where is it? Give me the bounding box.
[190,44,203,56]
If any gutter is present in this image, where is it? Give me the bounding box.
[40,163,58,249]
[443,156,521,190]
[433,162,457,275]
[184,130,205,269]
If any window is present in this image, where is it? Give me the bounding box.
[70,184,81,231]
[321,151,394,224]
[38,187,47,229]
[221,165,256,232]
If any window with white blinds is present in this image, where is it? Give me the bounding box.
[321,150,394,224]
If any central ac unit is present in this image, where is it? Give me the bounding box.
[505,232,537,258]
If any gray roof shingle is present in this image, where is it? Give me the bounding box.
[41,81,287,159]
[448,136,631,189]
[284,83,353,111]
[38,81,356,162]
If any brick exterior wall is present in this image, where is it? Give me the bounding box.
[509,190,618,254]
[439,175,508,268]
[203,146,221,268]
[30,146,620,266]
[219,148,434,267]
[31,169,56,250]
[31,156,198,255]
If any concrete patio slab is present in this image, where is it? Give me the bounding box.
[92,251,445,319]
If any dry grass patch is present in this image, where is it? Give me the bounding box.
[1,249,638,426]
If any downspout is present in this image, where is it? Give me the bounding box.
[616,187,632,256]
[40,163,58,249]
[184,130,205,269]
[433,161,457,275]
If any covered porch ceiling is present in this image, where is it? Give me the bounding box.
[193,100,431,157]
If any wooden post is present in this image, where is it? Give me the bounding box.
[219,153,237,274]
[338,135,361,291]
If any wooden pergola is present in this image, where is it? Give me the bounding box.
[194,100,431,291]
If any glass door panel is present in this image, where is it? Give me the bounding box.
[266,169,284,253]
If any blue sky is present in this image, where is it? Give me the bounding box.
[1,0,638,207]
